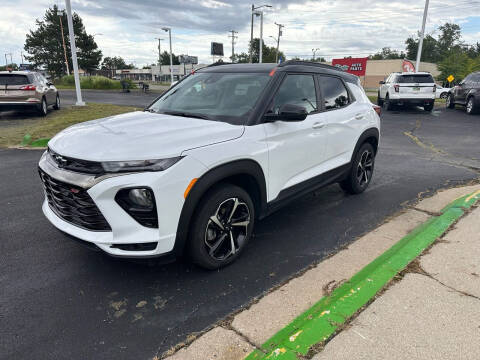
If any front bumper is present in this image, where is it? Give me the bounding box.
[38,151,207,258]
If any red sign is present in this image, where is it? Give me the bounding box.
[332,57,368,76]
[402,60,415,73]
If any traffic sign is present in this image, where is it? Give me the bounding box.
[447,75,454,83]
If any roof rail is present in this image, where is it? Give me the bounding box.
[206,61,233,68]
[278,60,341,72]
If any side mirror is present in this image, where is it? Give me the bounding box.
[264,104,308,122]
[379,81,385,85]
[46,82,53,87]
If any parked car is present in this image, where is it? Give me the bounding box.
[378,72,436,111]
[0,71,60,115]
[446,71,480,115]
[38,61,380,269]
[435,85,450,99]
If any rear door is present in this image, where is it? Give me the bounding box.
[397,74,435,98]
[0,74,31,102]
[455,74,474,103]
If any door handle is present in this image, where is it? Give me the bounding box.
[354,113,364,120]
[312,122,325,129]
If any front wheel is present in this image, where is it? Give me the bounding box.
[377,91,384,106]
[440,92,448,99]
[466,97,478,115]
[446,94,455,109]
[188,184,255,269]
[53,94,60,110]
[340,143,375,195]
[383,94,393,111]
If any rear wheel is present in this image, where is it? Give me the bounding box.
[446,94,455,109]
[424,103,434,112]
[53,94,60,110]
[188,184,255,269]
[377,91,384,106]
[340,143,375,195]
[383,94,393,111]
[466,97,478,115]
[37,97,48,116]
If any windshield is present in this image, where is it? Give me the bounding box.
[148,72,271,125]
[398,74,434,83]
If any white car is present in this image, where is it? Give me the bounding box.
[378,72,436,111]
[38,61,381,269]
[435,85,450,99]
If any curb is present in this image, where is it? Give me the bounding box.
[244,190,480,359]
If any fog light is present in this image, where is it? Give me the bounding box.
[129,188,153,208]
[115,187,158,228]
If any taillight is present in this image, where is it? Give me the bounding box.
[373,104,381,117]
[394,84,399,93]
[20,85,36,91]
[433,84,436,92]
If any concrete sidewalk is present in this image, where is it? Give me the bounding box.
[162,184,480,360]
[314,205,480,360]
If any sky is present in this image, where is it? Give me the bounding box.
[1,0,479,67]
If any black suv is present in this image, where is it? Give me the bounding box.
[446,71,480,115]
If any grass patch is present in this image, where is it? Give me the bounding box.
[0,103,138,148]
[54,75,137,90]
[368,95,378,104]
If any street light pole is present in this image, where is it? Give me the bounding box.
[249,4,254,63]
[250,4,271,64]
[415,0,429,72]
[162,27,173,85]
[65,0,84,106]
[259,11,263,63]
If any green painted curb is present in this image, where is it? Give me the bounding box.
[30,138,50,147]
[246,191,480,360]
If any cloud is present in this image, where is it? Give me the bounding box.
[0,0,478,66]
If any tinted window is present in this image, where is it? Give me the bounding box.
[271,74,317,114]
[319,76,350,110]
[148,72,271,125]
[471,74,480,83]
[397,74,434,83]
[0,74,29,85]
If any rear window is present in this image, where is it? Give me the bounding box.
[397,74,434,83]
[0,74,30,85]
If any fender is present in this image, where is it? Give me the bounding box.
[351,128,380,162]
[172,159,267,257]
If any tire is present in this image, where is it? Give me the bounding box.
[383,94,393,111]
[53,94,60,110]
[424,103,434,112]
[38,97,48,116]
[446,94,455,109]
[377,91,384,106]
[440,92,448,99]
[340,143,375,195]
[466,96,478,115]
[188,184,255,270]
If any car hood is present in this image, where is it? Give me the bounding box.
[48,111,244,161]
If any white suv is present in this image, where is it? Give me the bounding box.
[38,61,380,269]
[378,72,436,111]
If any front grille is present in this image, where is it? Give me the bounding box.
[39,168,111,231]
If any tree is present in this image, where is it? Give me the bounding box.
[0,63,19,71]
[437,23,462,57]
[159,51,180,65]
[405,34,439,63]
[369,47,405,60]
[235,38,285,63]
[100,56,134,77]
[24,5,102,78]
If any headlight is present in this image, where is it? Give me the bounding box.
[101,157,182,173]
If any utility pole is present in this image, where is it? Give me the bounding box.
[229,30,238,62]
[21,52,24,64]
[65,0,85,106]
[312,48,319,61]
[59,13,70,75]
[415,0,429,72]
[155,38,163,66]
[274,22,284,63]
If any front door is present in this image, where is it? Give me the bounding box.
[262,73,328,201]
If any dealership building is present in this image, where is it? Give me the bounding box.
[328,58,440,89]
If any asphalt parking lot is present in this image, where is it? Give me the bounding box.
[1,105,479,360]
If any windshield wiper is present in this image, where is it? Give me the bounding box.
[144,108,156,113]
[162,111,211,120]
